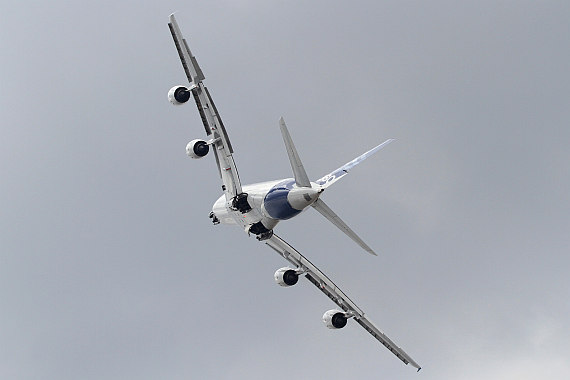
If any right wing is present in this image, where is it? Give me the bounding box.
[168,14,242,198]
[265,234,421,371]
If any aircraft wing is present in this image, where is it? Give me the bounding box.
[168,14,242,198]
[265,234,421,371]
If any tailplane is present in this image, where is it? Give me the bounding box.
[312,198,377,256]
[278,118,392,256]
[316,139,394,189]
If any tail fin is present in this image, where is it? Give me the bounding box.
[316,139,394,189]
[279,117,312,188]
[278,118,384,256]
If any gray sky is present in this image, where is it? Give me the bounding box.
[2,1,569,379]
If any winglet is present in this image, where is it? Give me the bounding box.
[279,117,312,188]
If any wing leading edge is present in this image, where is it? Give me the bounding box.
[168,14,242,198]
[265,234,421,371]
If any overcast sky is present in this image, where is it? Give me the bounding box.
[2,1,569,379]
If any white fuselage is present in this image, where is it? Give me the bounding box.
[212,178,322,235]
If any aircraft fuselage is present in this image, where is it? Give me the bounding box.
[211,179,322,238]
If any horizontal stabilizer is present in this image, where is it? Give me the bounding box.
[312,198,377,256]
[316,139,394,189]
[279,117,312,188]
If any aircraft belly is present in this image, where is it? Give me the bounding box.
[212,196,236,225]
[212,192,279,232]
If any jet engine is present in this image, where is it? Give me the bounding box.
[274,267,299,287]
[186,139,209,159]
[168,85,191,105]
[322,309,348,329]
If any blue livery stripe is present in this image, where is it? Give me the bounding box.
[263,179,301,220]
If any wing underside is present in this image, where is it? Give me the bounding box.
[168,14,241,198]
[265,234,421,371]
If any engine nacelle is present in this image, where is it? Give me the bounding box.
[186,139,210,159]
[322,309,348,329]
[168,85,191,105]
[274,267,299,287]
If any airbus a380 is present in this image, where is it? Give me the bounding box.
[167,14,421,371]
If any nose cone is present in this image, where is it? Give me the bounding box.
[288,186,320,211]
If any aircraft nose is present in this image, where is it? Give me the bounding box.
[287,186,320,211]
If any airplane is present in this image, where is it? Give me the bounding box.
[167,14,421,371]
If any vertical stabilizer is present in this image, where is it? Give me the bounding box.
[279,118,312,188]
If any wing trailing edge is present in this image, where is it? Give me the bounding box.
[168,14,205,85]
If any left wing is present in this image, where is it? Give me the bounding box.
[265,234,421,371]
[168,14,242,198]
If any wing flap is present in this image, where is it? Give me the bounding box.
[168,14,205,84]
[354,317,421,370]
[205,87,233,154]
